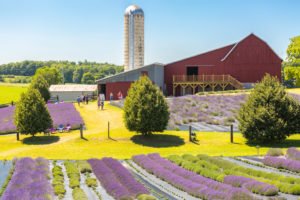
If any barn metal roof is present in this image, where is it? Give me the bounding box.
[49,84,97,92]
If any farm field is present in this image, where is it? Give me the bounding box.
[0,83,28,104]
[0,102,300,160]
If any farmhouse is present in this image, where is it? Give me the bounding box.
[49,84,97,102]
[97,34,282,99]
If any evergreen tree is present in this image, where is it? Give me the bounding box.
[238,74,300,143]
[29,75,50,102]
[124,76,170,135]
[14,88,53,136]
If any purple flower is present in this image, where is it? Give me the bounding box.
[286,147,300,161]
[263,156,300,173]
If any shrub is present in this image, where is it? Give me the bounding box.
[64,161,80,189]
[14,88,52,136]
[52,163,65,198]
[85,177,97,188]
[76,160,92,173]
[238,74,300,143]
[266,148,284,157]
[72,188,88,200]
[53,185,66,197]
[137,194,157,200]
[123,76,170,135]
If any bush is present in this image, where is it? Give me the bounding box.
[76,160,92,173]
[137,194,157,200]
[14,88,53,136]
[64,161,80,189]
[238,74,300,143]
[266,148,284,156]
[52,163,65,198]
[123,76,170,135]
[53,185,66,197]
[85,177,97,188]
[72,188,88,200]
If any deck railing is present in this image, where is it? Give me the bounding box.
[173,74,243,89]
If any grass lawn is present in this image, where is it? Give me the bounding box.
[0,101,299,160]
[0,83,28,104]
[288,88,300,94]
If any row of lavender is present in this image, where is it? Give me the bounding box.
[133,153,255,200]
[263,147,300,173]
[1,158,54,200]
[0,103,83,133]
[88,158,151,200]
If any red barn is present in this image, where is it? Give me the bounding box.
[97,34,282,98]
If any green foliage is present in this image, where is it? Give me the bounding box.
[76,160,92,173]
[14,88,52,135]
[34,67,63,85]
[29,75,50,102]
[72,188,88,200]
[266,148,284,156]
[85,177,97,188]
[124,76,170,135]
[238,74,300,143]
[52,163,65,199]
[0,60,123,84]
[64,161,80,189]
[137,194,157,200]
[82,72,95,84]
[283,35,300,87]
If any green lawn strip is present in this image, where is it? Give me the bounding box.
[195,154,300,195]
[52,161,66,199]
[0,161,15,197]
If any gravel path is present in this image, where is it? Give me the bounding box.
[80,173,99,200]
[125,160,200,200]
[223,157,300,200]
[89,172,114,200]
[56,161,73,200]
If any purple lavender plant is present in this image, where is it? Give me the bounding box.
[1,157,54,200]
[263,156,300,173]
[88,158,148,200]
[286,147,300,161]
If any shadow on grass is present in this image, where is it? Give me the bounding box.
[246,138,300,148]
[22,136,60,145]
[131,134,185,148]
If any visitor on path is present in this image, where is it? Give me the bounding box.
[110,92,114,102]
[97,98,101,110]
[118,91,123,100]
[76,96,81,106]
[85,95,89,104]
[101,101,104,110]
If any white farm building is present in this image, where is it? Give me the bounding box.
[49,84,97,102]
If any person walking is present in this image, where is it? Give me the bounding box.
[110,92,113,102]
[85,95,89,104]
[77,96,81,106]
[97,98,101,110]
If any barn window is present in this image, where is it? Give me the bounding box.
[186,66,198,76]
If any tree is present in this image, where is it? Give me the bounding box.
[73,68,84,83]
[283,35,300,87]
[123,76,170,135]
[14,88,53,136]
[29,75,50,102]
[34,67,63,85]
[238,74,300,143]
[82,72,95,84]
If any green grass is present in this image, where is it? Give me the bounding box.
[0,102,299,160]
[0,83,28,104]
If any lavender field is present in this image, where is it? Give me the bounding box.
[0,103,83,133]
[167,93,300,130]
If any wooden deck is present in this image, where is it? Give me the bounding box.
[173,75,243,95]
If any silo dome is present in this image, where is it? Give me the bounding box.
[125,5,144,16]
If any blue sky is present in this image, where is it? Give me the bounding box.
[0,0,299,65]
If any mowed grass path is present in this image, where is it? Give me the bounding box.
[0,102,299,160]
[0,83,28,104]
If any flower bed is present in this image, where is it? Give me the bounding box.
[262,156,300,173]
[1,157,54,200]
[88,157,149,200]
[286,147,300,161]
[0,103,84,133]
[133,154,253,200]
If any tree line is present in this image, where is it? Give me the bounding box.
[0,60,124,84]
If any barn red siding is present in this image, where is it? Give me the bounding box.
[106,82,133,100]
[164,34,282,95]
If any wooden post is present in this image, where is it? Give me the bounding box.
[16,132,19,141]
[108,121,110,138]
[189,125,192,142]
[80,124,83,139]
[230,124,233,143]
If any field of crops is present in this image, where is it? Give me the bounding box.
[1,152,300,200]
[0,83,27,105]
[0,103,83,133]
